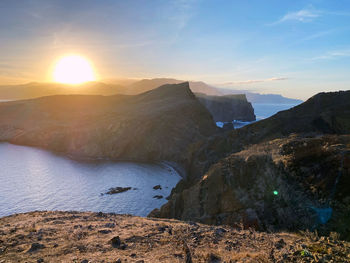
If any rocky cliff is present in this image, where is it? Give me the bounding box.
[186,90,350,181]
[0,82,217,166]
[195,93,256,122]
[152,90,350,240]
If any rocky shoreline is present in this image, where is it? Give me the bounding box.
[1,211,349,262]
[153,90,350,240]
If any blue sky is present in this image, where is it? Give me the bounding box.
[0,0,349,99]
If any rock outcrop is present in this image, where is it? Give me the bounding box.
[152,90,350,240]
[195,93,256,122]
[0,82,217,166]
[127,78,222,96]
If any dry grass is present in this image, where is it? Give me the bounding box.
[0,211,349,262]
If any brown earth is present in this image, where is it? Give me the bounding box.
[1,211,349,263]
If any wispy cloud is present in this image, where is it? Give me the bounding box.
[271,7,320,25]
[221,77,288,86]
[270,6,350,26]
[168,0,199,30]
[311,49,350,60]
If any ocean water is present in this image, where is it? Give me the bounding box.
[216,102,301,128]
[253,103,300,121]
[0,143,181,217]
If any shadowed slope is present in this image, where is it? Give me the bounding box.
[153,90,350,239]
[0,82,217,165]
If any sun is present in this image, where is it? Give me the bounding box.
[53,55,96,84]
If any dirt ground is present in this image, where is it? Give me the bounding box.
[0,211,349,263]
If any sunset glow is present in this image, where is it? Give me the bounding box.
[53,55,96,84]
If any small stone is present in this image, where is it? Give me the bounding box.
[153,185,162,190]
[214,228,227,236]
[27,243,45,253]
[153,195,163,199]
[119,243,127,250]
[275,238,286,249]
[104,223,116,228]
[37,259,44,263]
[110,236,121,248]
[106,187,132,195]
[98,229,112,234]
[207,253,221,263]
[81,260,89,263]
[158,226,167,232]
[96,212,105,217]
[174,253,183,258]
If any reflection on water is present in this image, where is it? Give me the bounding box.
[0,143,181,217]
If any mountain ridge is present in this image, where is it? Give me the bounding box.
[0,78,303,105]
[0,82,217,167]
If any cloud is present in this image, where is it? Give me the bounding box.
[270,6,350,26]
[168,0,199,30]
[311,49,350,60]
[221,77,288,86]
[272,7,320,24]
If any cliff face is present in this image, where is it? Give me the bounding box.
[185,90,350,181]
[154,135,350,235]
[153,90,350,239]
[195,93,256,122]
[0,82,217,166]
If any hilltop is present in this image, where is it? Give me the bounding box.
[0,211,349,262]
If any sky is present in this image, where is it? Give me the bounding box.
[0,0,349,99]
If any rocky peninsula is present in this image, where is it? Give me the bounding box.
[0,82,217,167]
